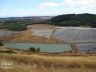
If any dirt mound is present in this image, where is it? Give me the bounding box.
[27,24,54,29]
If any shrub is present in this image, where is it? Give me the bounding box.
[29,47,40,52]
[29,47,36,52]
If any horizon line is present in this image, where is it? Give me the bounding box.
[0,13,96,18]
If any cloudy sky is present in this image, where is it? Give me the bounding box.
[0,0,96,17]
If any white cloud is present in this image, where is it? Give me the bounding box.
[59,0,96,14]
[39,2,61,9]
[39,0,96,10]
[64,0,96,8]
[37,0,96,15]
[0,0,96,17]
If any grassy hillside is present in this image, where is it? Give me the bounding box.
[0,54,96,72]
[4,23,27,31]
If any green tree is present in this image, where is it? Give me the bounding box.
[29,47,40,52]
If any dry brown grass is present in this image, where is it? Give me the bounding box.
[0,54,96,72]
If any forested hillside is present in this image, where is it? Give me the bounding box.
[50,13,96,27]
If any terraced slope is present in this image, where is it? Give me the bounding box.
[52,27,96,41]
[9,30,63,44]
[52,27,96,52]
[0,30,19,41]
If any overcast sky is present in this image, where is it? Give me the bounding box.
[0,0,96,17]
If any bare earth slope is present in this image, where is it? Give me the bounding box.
[8,29,63,43]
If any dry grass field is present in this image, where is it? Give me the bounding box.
[0,53,96,72]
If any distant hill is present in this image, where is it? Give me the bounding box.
[0,16,52,25]
[0,16,52,31]
[0,13,96,31]
[50,13,96,28]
